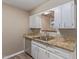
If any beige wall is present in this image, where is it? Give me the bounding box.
[30,0,73,15]
[2,4,29,57]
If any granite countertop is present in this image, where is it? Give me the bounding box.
[47,37,76,52]
[24,32,40,39]
[24,33,76,52]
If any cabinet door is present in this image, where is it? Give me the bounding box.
[61,1,75,28]
[35,14,41,28]
[71,1,76,28]
[38,47,48,59]
[29,15,36,28]
[53,6,62,28]
[62,2,71,28]
[31,44,38,59]
[25,38,31,55]
[47,51,64,59]
[29,14,41,28]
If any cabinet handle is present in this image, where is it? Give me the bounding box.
[47,53,50,57]
[45,51,47,54]
[45,52,50,57]
[59,24,60,27]
[64,23,65,27]
[72,23,73,26]
[71,2,74,7]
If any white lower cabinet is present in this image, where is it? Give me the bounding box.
[31,41,74,59]
[31,43,64,59]
[38,47,64,59]
[38,47,48,59]
[31,42,47,59]
[47,51,64,59]
[31,44,38,59]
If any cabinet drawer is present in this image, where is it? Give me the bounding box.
[31,41,46,49]
[47,47,71,59]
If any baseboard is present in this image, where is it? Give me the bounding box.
[3,50,24,59]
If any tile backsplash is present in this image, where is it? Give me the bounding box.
[29,28,76,41]
[59,29,77,40]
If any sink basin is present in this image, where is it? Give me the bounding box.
[34,36,55,41]
[41,36,55,41]
[33,36,40,39]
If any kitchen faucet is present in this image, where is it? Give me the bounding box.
[43,31,49,41]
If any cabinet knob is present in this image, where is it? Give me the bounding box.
[64,23,65,27]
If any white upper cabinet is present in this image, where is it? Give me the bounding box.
[61,1,75,28]
[53,1,75,29]
[29,14,41,28]
[30,1,75,29]
[71,1,76,28]
[61,2,71,28]
[30,15,35,28]
[53,6,62,28]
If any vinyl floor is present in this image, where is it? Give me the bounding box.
[8,53,32,59]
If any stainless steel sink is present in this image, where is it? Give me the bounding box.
[41,36,55,41]
[34,36,55,41]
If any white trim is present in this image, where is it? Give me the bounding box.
[3,50,24,59]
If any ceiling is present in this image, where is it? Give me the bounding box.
[2,0,48,11]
